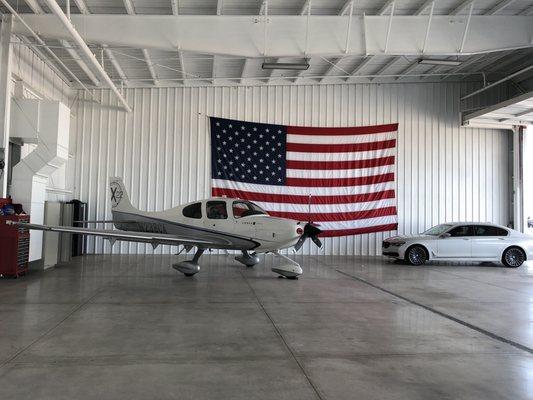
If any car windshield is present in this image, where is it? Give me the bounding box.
[423,224,453,236]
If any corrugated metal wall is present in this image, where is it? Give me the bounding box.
[71,82,511,255]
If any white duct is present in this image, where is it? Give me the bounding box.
[10,100,70,262]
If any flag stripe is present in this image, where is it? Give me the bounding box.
[286,139,396,153]
[287,147,396,161]
[286,164,394,179]
[268,206,397,222]
[312,215,397,231]
[287,131,395,144]
[253,198,396,213]
[211,179,396,196]
[211,187,396,205]
[320,223,399,237]
[287,123,399,136]
[285,173,395,187]
[286,156,395,170]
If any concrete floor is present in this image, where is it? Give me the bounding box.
[0,254,532,400]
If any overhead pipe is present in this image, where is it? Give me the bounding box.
[41,0,132,112]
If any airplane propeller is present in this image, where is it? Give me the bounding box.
[294,222,323,251]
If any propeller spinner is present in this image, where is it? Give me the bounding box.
[295,223,323,251]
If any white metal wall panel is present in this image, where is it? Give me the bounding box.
[71,82,511,255]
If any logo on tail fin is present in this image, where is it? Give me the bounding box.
[110,181,123,208]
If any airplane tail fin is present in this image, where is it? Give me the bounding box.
[109,177,136,213]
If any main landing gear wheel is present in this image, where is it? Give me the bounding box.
[502,247,526,268]
[405,245,428,266]
[235,250,260,268]
[172,249,205,277]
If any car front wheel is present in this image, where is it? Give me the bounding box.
[405,245,428,266]
[502,247,526,268]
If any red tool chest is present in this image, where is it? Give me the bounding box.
[0,199,30,278]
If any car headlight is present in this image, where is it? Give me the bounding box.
[391,241,406,246]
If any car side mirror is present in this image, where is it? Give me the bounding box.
[440,233,451,239]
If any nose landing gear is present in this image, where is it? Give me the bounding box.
[271,251,303,279]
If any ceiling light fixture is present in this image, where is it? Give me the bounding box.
[261,62,310,70]
[418,59,462,66]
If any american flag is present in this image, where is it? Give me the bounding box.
[209,117,398,237]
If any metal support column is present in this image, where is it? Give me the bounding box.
[512,126,524,232]
[0,15,13,197]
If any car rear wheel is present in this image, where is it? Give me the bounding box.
[405,245,428,266]
[502,247,526,268]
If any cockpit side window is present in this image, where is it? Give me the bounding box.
[182,202,202,219]
[232,200,267,219]
[207,201,228,219]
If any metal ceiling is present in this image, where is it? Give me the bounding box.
[1,0,533,89]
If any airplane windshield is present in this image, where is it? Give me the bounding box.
[423,224,453,236]
[232,201,267,219]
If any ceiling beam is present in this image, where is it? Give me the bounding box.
[41,0,131,111]
[73,0,127,87]
[122,0,135,14]
[485,0,517,15]
[58,39,100,86]
[171,0,179,15]
[519,5,533,15]
[395,61,419,80]
[123,0,159,86]
[353,0,396,82]
[14,15,533,58]
[24,0,101,87]
[24,0,43,13]
[211,0,224,84]
[72,0,90,14]
[450,0,476,15]
[211,55,218,85]
[177,51,185,85]
[421,64,446,80]
[377,0,395,16]
[102,44,128,85]
[141,49,159,86]
[339,0,354,16]
[345,56,372,81]
[319,57,343,82]
[439,53,483,80]
[300,0,311,15]
[369,57,399,81]
[414,0,434,15]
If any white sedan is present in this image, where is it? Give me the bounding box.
[382,222,533,268]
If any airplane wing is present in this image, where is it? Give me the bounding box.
[6,221,218,249]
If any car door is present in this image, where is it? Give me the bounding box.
[470,225,509,259]
[436,225,473,258]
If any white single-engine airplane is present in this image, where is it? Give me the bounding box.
[8,178,322,279]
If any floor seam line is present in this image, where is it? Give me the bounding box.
[0,287,107,368]
[240,272,325,400]
[335,269,533,356]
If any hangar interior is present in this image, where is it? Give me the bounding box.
[0,1,533,399]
